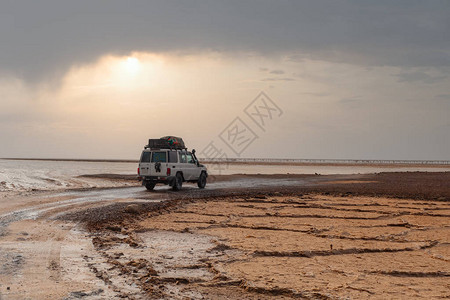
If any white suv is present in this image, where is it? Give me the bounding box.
[138,148,208,191]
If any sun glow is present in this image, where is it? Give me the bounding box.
[111,55,147,89]
[64,52,236,97]
[123,56,141,73]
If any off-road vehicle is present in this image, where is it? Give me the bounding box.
[138,136,208,191]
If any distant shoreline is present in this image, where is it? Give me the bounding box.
[1,157,449,167]
[1,158,137,163]
[202,160,450,168]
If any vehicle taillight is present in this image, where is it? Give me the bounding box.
[167,168,171,176]
[137,167,140,175]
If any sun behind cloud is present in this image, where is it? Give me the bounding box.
[123,56,141,73]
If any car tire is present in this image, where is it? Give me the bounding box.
[197,172,207,189]
[145,182,156,191]
[172,173,183,191]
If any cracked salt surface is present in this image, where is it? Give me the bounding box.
[97,230,243,299]
[139,231,221,280]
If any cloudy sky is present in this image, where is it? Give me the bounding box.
[0,0,449,160]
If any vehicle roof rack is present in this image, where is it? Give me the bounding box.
[144,146,188,151]
[147,137,186,150]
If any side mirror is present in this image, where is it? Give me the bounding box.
[192,149,196,154]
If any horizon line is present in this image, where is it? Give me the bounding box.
[1,157,449,165]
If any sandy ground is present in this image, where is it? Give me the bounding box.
[0,172,449,299]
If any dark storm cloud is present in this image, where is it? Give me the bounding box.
[1,0,449,82]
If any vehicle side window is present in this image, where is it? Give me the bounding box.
[179,152,187,163]
[141,151,151,162]
[186,153,195,164]
[151,152,167,162]
[168,151,178,163]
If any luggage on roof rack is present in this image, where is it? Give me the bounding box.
[147,136,186,150]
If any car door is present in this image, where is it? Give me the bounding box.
[179,150,192,180]
[186,152,201,180]
[149,151,168,177]
[167,150,179,177]
[139,151,151,176]
[191,155,202,180]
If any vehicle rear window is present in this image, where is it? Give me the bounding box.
[151,152,167,162]
[168,151,178,163]
[141,151,151,162]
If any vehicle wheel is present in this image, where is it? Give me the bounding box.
[172,173,183,191]
[145,182,156,191]
[197,172,207,189]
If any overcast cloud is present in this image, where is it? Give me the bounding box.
[0,1,449,160]
[1,0,450,82]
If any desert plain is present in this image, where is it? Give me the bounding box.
[0,171,449,299]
